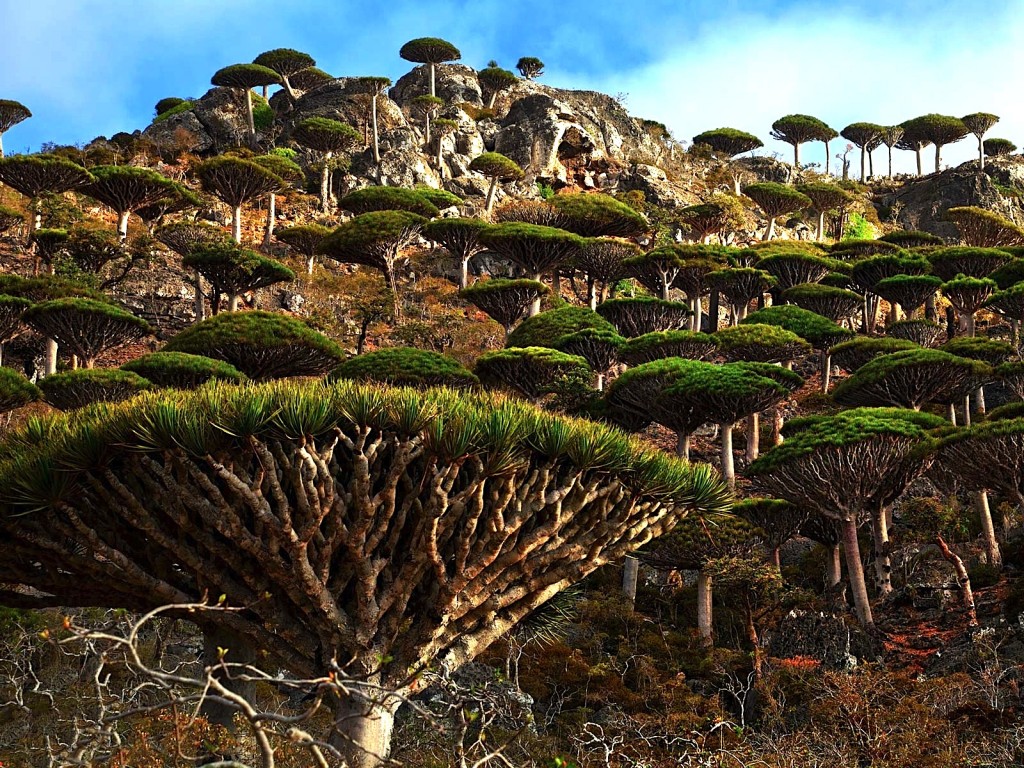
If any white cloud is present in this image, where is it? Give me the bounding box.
[564,2,1024,176]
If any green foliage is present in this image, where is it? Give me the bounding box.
[770,114,836,148]
[549,193,649,238]
[0,154,93,199]
[639,513,760,570]
[940,336,1014,366]
[460,278,548,332]
[195,156,284,207]
[796,182,853,212]
[904,113,969,149]
[479,223,584,277]
[331,347,478,388]
[620,330,717,365]
[987,258,1024,289]
[291,67,334,91]
[290,117,361,154]
[743,182,812,217]
[985,282,1024,320]
[872,274,942,312]
[507,306,615,349]
[850,254,931,293]
[840,122,883,149]
[781,283,862,321]
[596,297,691,337]
[152,100,194,123]
[38,368,150,411]
[0,204,24,233]
[941,274,997,313]
[713,323,811,362]
[154,97,187,116]
[832,349,989,409]
[946,206,1024,248]
[183,243,294,298]
[24,298,152,364]
[317,210,427,266]
[414,186,463,209]
[0,367,40,412]
[163,311,344,380]
[983,400,1024,422]
[339,186,440,217]
[475,346,591,401]
[984,138,1017,157]
[516,56,544,79]
[82,165,180,215]
[478,65,518,94]
[253,48,316,78]
[0,99,31,133]
[928,246,1012,280]
[880,230,943,248]
[276,224,332,256]
[252,93,274,131]
[754,252,835,291]
[121,351,246,389]
[252,153,303,184]
[843,213,875,240]
[741,305,852,349]
[469,151,524,180]
[211,63,281,89]
[553,328,625,373]
[886,319,944,347]
[691,127,763,157]
[399,37,462,64]
[661,361,796,425]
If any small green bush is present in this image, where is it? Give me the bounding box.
[153,100,195,124]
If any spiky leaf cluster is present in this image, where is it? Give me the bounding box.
[549,193,649,238]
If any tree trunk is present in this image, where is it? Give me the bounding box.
[331,693,402,768]
[963,394,972,427]
[263,192,276,247]
[934,142,942,173]
[232,205,242,244]
[821,351,832,393]
[45,338,57,376]
[200,626,258,733]
[745,412,759,463]
[194,271,206,322]
[915,147,923,176]
[841,516,873,626]
[1011,319,1019,350]
[708,290,720,332]
[428,62,436,98]
[436,134,445,177]
[244,89,256,146]
[948,402,957,425]
[817,210,826,242]
[696,571,713,647]
[793,142,800,169]
[528,271,542,316]
[823,138,830,176]
[484,176,499,216]
[976,490,1002,567]
[676,431,690,460]
[320,152,333,213]
[659,273,670,301]
[888,145,893,177]
[859,146,866,183]
[763,218,776,241]
[588,276,598,311]
[826,543,842,587]
[228,293,240,312]
[371,94,381,164]
[977,136,985,169]
[117,210,130,242]
[867,146,874,179]
[965,311,976,337]
[488,90,497,110]
[974,384,986,415]
[771,407,784,446]
[306,254,316,275]
[936,536,978,627]
[0,133,4,158]
[720,423,735,488]
[459,257,470,290]
[692,295,703,332]
[622,556,639,606]
[925,293,937,323]
[870,507,892,597]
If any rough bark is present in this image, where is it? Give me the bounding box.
[721,423,735,489]
[745,412,759,463]
[232,205,242,244]
[870,507,892,597]
[622,556,639,606]
[936,536,978,627]
[976,490,1002,567]
[696,571,713,647]
[842,517,873,626]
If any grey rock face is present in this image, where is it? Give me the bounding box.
[143,87,253,154]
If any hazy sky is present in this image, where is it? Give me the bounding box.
[0,0,1018,174]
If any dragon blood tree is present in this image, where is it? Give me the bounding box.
[81,165,180,241]
[984,138,1016,158]
[886,319,943,348]
[770,113,835,169]
[399,37,461,97]
[606,357,709,459]
[596,297,691,337]
[331,347,478,389]
[162,311,344,380]
[195,156,284,244]
[276,223,332,275]
[0,380,730,766]
[743,183,811,241]
[708,267,774,324]
[942,274,997,336]
[38,368,151,410]
[553,327,625,391]
[355,76,393,164]
[832,349,989,411]
[549,193,649,239]
[0,155,92,234]
[797,182,854,242]
[733,497,807,570]
[210,63,281,145]
[840,122,884,182]
[516,56,544,79]
[0,366,39,411]
[880,230,943,249]
[572,238,639,308]
[0,293,30,366]
[638,513,760,646]
[927,246,1011,280]
[121,351,245,389]
[253,48,316,100]
[478,64,518,109]
[624,246,684,301]
[620,330,718,365]
[872,274,943,319]
[156,221,233,321]
[183,242,294,313]
[749,408,942,625]
[422,217,491,289]
[475,346,590,403]
[986,283,1024,346]
[0,99,31,157]
[904,114,969,173]
[290,117,361,212]
[755,250,834,292]
[479,223,583,315]
[340,186,439,217]
[742,305,852,392]
[469,152,525,216]
[506,306,615,348]
[460,278,548,341]
[317,211,428,319]
[946,207,1024,248]
[781,283,863,324]
[23,298,151,369]
[961,112,999,169]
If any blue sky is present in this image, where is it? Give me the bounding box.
[0,0,1019,174]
